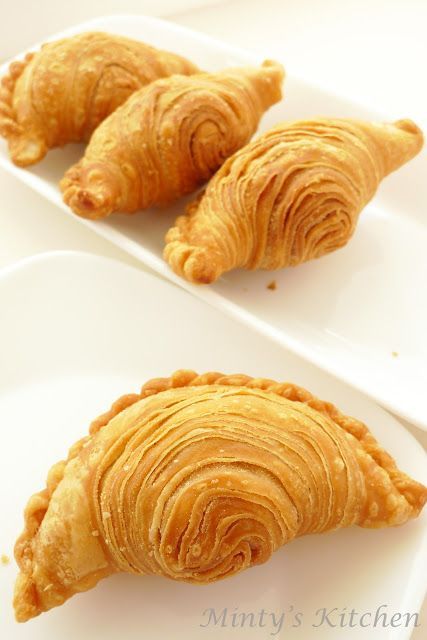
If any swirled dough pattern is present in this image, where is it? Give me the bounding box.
[164,118,423,283]
[14,370,427,622]
[60,61,284,219]
[0,32,198,166]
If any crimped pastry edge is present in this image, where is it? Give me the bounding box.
[0,52,34,141]
[14,369,426,621]
[15,370,424,562]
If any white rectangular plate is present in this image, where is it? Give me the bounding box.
[0,251,426,640]
[0,15,426,429]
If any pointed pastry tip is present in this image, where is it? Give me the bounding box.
[243,59,284,110]
[375,118,423,175]
[388,118,423,174]
[164,230,221,284]
[259,59,286,91]
[261,59,286,80]
[13,572,41,623]
[7,135,47,167]
[60,165,118,219]
[69,188,110,220]
[393,118,423,137]
[168,246,220,284]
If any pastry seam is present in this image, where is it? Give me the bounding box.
[0,52,34,140]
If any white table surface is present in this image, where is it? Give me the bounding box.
[0,0,426,634]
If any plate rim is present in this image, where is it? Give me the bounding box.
[1,247,426,459]
[0,248,426,639]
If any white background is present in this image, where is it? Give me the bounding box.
[1,0,426,634]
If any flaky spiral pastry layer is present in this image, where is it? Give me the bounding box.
[0,32,198,166]
[14,370,426,622]
[164,118,423,283]
[60,61,284,219]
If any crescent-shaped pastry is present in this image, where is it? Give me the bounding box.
[0,32,198,166]
[60,61,284,219]
[164,118,423,283]
[14,370,426,622]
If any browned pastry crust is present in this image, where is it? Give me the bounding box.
[0,32,198,166]
[60,61,284,219]
[14,371,427,622]
[164,118,423,283]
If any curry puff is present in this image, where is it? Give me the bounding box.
[0,32,198,166]
[60,61,284,219]
[14,370,427,621]
[164,118,423,283]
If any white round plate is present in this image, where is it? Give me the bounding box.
[0,251,425,640]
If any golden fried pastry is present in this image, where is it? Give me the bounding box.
[60,61,284,219]
[164,118,423,283]
[14,370,427,621]
[0,32,198,166]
